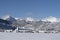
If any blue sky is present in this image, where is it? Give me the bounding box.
[0,0,60,18]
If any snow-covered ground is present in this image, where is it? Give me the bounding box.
[0,32,60,40]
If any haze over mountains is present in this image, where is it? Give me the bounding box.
[0,15,60,33]
[2,15,60,22]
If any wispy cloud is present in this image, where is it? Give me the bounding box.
[25,12,33,17]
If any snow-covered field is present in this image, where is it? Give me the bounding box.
[0,32,60,40]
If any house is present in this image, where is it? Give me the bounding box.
[14,27,34,33]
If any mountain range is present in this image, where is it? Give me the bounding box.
[0,15,60,32]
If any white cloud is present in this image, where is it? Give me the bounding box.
[25,12,33,17]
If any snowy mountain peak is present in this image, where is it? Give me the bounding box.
[2,15,12,20]
[25,17,34,21]
[15,18,23,21]
[42,16,59,23]
[2,15,16,21]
